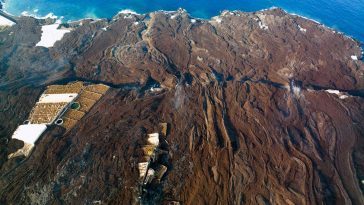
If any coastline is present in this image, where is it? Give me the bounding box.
[1,6,363,58]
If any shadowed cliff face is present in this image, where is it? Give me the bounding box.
[0,8,364,205]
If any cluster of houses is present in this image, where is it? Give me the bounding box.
[138,123,170,187]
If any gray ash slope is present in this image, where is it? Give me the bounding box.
[0,8,364,204]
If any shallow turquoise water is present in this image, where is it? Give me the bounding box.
[3,0,364,42]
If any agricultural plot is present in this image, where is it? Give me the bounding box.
[60,83,109,131]
[84,84,110,94]
[28,102,68,124]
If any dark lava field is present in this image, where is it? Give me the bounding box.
[0,8,364,205]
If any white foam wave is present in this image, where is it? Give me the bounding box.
[290,12,321,25]
[258,6,279,12]
[288,10,359,44]
[211,16,222,23]
[21,11,58,19]
[118,9,139,15]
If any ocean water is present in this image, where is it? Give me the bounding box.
[3,0,364,42]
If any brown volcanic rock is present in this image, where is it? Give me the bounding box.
[0,8,364,205]
[71,9,363,90]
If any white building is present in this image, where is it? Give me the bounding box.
[147,133,159,146]
[8,124,47,158]
[9,93,79,158]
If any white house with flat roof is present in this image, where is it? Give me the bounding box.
[9,92,79,158]
[11,124,48,145]
[8,124,47,158]
[38,93,78,103]
[0,15,15,26]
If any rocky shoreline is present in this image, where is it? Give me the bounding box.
[0,8,363,204]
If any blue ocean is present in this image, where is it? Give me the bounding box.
[3,0,364,42]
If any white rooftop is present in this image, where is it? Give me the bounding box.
[0,15,15,26]
[36,23,71,48]
[38,93,78,103]
[351,55,358,61]
[326,89,340,95]
[147,133,159,146]
[138,162,149,178]
[11,124,47,145]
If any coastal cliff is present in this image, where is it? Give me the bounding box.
[0,8,363,204]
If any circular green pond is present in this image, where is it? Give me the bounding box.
[70,102,80,110]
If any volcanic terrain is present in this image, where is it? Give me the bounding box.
[0,8,363,205]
